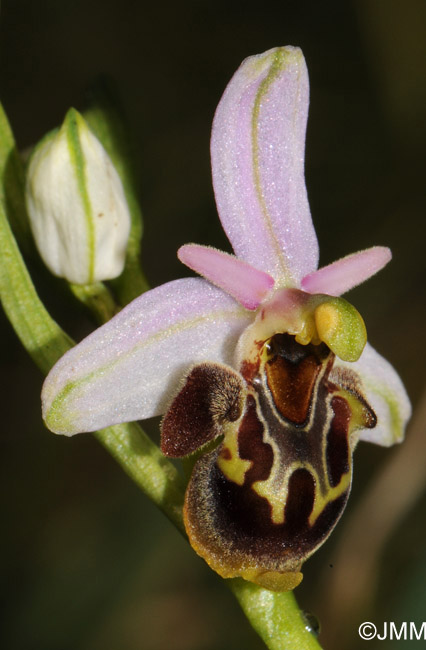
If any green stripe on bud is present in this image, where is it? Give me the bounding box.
[25,109,131,284]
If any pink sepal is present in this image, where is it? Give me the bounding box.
[211,47,318,285]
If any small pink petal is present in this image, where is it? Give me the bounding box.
[211,46,319,285]
[42,278,252,435]
[301,246,392,296]
[178,244,275,310]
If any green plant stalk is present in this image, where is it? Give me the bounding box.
[94,423,185,532]
[0,109,323,650]
[230,579,322,650]
[0,103,34,255]
[69,282,119,325]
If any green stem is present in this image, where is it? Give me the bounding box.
[230,580,322,650]
[70,281,118,324]
[94,424,185,532]
[0,197,73,373]
[0,103,33,255]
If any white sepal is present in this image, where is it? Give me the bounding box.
[42,278,252,435]
[332,343,411,447]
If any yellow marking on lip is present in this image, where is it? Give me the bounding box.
[253,460,315,525]
[308,470,351,527]
[252,476,287,525]
[217,423,252,486]
[253,456,351,529]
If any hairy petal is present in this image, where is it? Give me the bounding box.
[211,46,318,285]
[178,244,275,310]
[331,343,411,447]
[42,278,252,435]
[301,247,392,296]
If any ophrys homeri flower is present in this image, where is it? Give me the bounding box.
[42,47,411,591]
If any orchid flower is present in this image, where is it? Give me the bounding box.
[41,47,410,592]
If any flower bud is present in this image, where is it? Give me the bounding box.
[25,108,131,284]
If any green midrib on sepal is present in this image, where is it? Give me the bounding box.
[371,383,405,444]
[65,109,96,283]
[386,390,404,441]
[44,303,249,434]
[251,48,302,287]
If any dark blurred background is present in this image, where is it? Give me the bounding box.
[1,1,425,649]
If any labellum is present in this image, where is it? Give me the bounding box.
[161,290,376,591]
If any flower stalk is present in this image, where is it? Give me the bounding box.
[230,579,322,650]
[69,281,119,325]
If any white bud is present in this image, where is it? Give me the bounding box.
[26,109,131,284]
